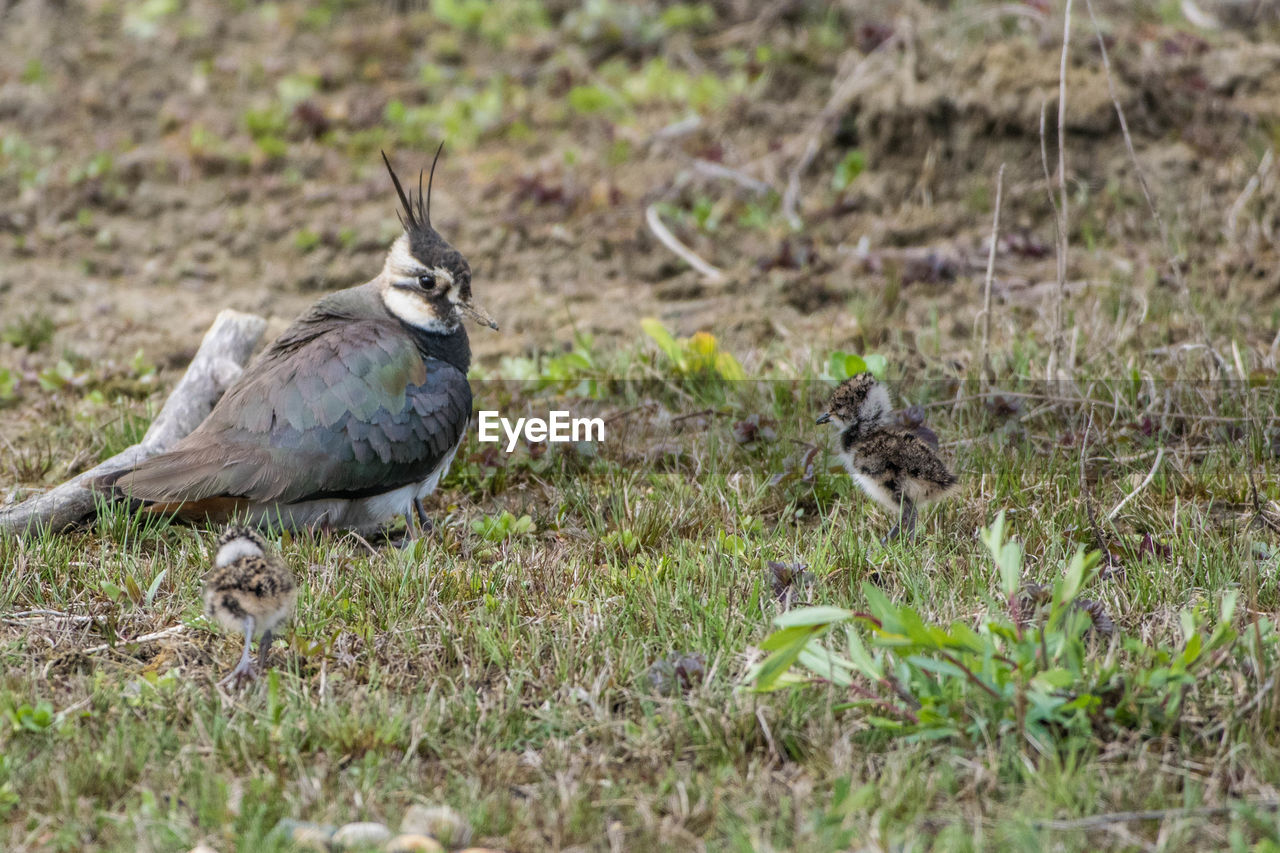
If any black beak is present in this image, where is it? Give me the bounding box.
[815,412,831,425]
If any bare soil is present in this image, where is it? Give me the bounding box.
[1,0,1278,470]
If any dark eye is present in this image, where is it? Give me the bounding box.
[417,273,435,290]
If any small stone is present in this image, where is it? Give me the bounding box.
[272,819,335,850]
[401,805,473,848]
[332,821,393,849]
[385,835,445,852]
[292,828,336,851]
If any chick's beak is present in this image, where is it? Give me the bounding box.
[461,299,499,331]
[815,412,832,425]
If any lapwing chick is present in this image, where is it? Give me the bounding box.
[98,146,498,534]
[816,374,957,540]
[203,525,297,685]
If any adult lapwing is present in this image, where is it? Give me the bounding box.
[100,149,496,533]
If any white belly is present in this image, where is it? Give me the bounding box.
[843,457,902,513]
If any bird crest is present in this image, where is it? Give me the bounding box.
[381,144,455,263]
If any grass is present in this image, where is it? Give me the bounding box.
[4,0,1280,849]
[4,369,1280,851]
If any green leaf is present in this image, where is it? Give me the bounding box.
[640,318,684,366]
[750,632,816,691]
[948,622,985,653]
[714,352,747,380]
[1057,546,1099,604]
[1179,610,1196,645]
[898,607,936,647]
[144,569,167,607]
[759,624,821,651]
[980,510,1022,598]
[831,150,866,191]
[861,583,902,634]
[774,605,853,628]
[862,354,888,379]
[1180,632,1203,667]
[1032,667,1076,689]
[124,574,143,604]
[1219,589,1239,624]
[845,628,884,679]
[906,655,968,681]
[826,351,866,381]
[797,646,855,686]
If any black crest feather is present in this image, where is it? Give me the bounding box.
[381,143,445,233]
[380,145,469,291]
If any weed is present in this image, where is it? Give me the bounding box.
[2,312,54,352]
[471,509,536,542]
[641,318,746,381]
[824,351,887,381]
[748,511,1241,745]
[831,150,866,192]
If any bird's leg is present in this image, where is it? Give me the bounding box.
[258,629,274,672]
[413,498,434,536]
[219,615,257,687]
[900,499,918,541]
[387,498,433,550]
[882,497,917,544]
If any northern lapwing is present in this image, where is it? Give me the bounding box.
[99,148,497,533]
[203,525,297,685]
[816,374,957,540]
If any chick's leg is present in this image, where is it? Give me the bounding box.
[220,615,257,686]
[900,499,918,540]
[258,629,274,671]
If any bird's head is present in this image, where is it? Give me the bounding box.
[816,373,892,434]
[214,525,267,567]
[378,147,498,335]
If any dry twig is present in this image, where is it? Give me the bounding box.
[1034,802,1277,831]
[781,33,902,229]
[83,624,187,655]
[1049,0,1073,381]
[1082,0,1218,372]
[978,163,1006,378]
[0,310,267,534]
[1107,445,1164,522]
[1225,147,1274,244]
[644,203,727,283]
[690,159,774,195]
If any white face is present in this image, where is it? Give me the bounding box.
[215,537,264,568]
[379,235,460,333]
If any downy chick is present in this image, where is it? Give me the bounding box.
[203,525,297,685]
[816,374,957,540]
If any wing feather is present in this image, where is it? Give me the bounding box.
[109,319,471,505]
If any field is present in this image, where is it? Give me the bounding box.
[3,0,1280,850]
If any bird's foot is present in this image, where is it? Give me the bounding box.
[880,529,922,546]
[382,528,427,551]
[377,505,434,551]
[218,659,259,688]
[412,498,434,536]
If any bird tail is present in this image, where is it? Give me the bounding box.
[94,449,257,522]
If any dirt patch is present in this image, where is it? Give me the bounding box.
[1,1,1278,476]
